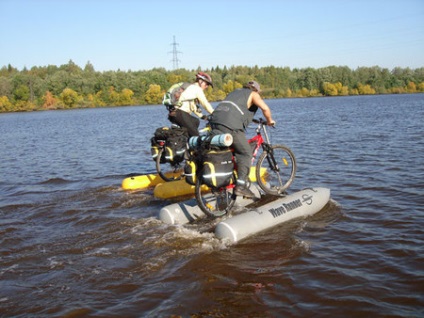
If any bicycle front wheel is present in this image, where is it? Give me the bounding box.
[256,144,296,196]
[156,148,183,182]
[194,177,236,218]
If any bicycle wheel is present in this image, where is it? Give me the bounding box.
[156,147,183,182]
[194,177,236,218]
[256,144,296,196]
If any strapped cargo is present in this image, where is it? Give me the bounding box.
[151,126,188,164]
[201,149,234,188]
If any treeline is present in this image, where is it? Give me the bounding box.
[1,60,423,112]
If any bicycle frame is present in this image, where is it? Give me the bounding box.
[223,119,270,189]
[248,118,274,164]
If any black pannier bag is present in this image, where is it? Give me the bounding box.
[150,126,188,164]
[154,126,171,140]
[151,127,170,163]
[164,127,188,164]
[201,149,234,188]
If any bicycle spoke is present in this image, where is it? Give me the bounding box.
[256,144,296,196]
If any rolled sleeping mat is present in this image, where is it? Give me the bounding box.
[215,187,331,243]
[158,184,262,225]
[189,133,233,149]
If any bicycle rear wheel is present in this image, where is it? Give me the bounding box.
[194,177,236,218]
[256,144,296,196]
[156,147,183,182]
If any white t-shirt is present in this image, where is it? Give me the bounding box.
[178,84,214,117]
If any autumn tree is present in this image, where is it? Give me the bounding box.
[0,95,13,112]
[42,91,58,109]
[120,88,134,105]
[60,88,81,108]
[222,80,242,95]
[86,91,106,107]
[357,83,376,95]
[406,81,417,93]
[144,84,163,104]
[334,82,349,96]
[322,82,338,96]
[107,86,120,105]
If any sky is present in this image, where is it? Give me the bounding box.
[1,0,423,72]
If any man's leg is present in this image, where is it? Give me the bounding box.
[212,125,255,198]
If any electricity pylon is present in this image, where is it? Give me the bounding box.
[169,35,181,70]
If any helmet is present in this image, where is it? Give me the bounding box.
[196,72,213,87]
[246,81,261,93]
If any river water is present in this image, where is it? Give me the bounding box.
[0,94,423,317]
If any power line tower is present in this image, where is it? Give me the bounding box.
[169,35,181,70]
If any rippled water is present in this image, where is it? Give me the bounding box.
[1,94,423,317]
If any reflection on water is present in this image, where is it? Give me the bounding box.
[0,94,423,317]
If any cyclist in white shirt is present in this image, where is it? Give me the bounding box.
[168,72,214,137]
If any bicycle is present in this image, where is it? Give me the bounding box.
[194,118,297,218]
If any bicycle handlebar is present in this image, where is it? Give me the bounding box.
[252,118,276,128]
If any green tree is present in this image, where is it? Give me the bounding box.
[0,76,12,98]
[13,84,30,101]
[84,61,95,73]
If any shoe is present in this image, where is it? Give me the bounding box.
[234,185,256,198]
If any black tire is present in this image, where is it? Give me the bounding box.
[156,147,183,182]
[194,175,236,218]
[256,144,296,196]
